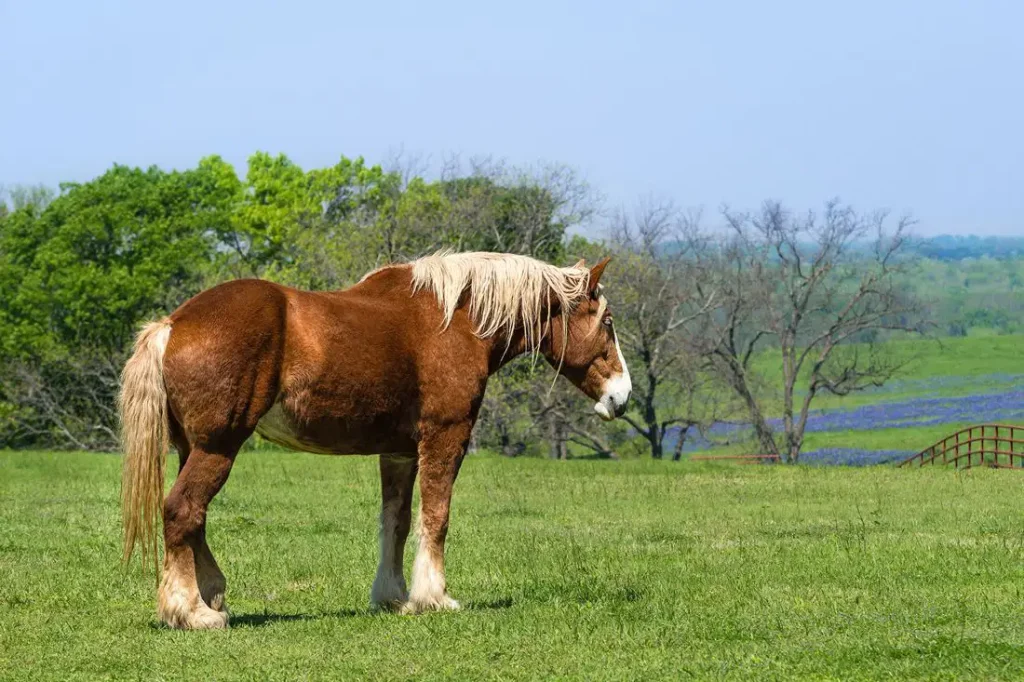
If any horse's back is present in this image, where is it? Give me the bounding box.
[161,274,426,454]
[269,274,425,453]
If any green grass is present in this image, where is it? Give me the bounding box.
[704,424,967,458]
[891,334,1023,380]
[749,333,1023,413]
[4,451,1024,680]
[752,333,1024,384]
[803,424,965,453]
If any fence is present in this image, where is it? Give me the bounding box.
[900,424,1024,470]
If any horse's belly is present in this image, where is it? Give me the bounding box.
[254,402,412,455]
[254,403,332,453]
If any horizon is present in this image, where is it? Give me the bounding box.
[3,0,1022,238]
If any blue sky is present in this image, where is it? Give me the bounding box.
[2,0,1021,236]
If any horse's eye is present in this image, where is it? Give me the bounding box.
[602,316,613,327]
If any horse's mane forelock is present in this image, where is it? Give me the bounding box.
[408,250,591,352]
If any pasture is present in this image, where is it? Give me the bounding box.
[688,334,1024,464]
[3,451,1024,680]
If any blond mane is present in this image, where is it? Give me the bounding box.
[405,250,591,352]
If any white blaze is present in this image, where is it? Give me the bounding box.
[594,331,632,421]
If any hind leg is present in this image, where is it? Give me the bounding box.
[168,422,228,616]
[159,445,236,629]
[370,454,417,611]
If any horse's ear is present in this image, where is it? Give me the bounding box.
[573,258,586,269]
[589,256,612,293]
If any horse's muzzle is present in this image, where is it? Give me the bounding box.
[594,374,631,421]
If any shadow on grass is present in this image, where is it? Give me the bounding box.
[464,596,514,611]
[225,597,513,628]
[230,608,363,627]
[148,609,364,630]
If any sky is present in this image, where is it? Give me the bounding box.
[2,0,1022,237]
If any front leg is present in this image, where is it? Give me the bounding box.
[370,454,417,611]
[403,425,469,614]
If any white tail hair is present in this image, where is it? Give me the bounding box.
[119,319,172,575]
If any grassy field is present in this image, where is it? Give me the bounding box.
[752,333,1023,412]
[3,451,1024,680]
[694,334,1024,460]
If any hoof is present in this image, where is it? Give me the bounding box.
[400,594,461,615]
[188,606,230,630]
[159,604,230,630]
[370,598,406,613]
[159,565,229,630]
[370,575,408,613]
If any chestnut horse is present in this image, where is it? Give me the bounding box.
[119,251,631,629]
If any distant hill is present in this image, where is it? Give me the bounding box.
[655,234,1023,336]
[910,235,1024,261]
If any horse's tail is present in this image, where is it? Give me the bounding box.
[118,318,173,573]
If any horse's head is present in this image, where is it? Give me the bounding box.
[543,257,632,421]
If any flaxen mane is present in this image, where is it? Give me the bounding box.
[407,251,591,352]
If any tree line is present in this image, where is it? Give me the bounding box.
[0,153,926,461]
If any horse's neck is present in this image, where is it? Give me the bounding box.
[352,266,553,375]
[484,319,556,375]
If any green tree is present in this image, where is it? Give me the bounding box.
[0,163,231,448]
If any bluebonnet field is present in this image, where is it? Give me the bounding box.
[673,373,1024,466]
[768,387,1024,433]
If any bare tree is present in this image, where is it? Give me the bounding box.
[601,201,729,459]
[0,353,122,451]
[5,184,55,212]
[474,360,625,459]
[689,199,927,463]
[438,156,598,259]
[532,376,624,459]
[473,364,534,457]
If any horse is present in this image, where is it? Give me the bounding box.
[119,250,631,629]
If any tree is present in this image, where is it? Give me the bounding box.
[3,183,55,212]
[688,199,927,463]
[0,163,230,449]
[0,153,603,452]
[599,203,728,459]
[474,360,628,460]
[437,157,595,263]
[532,377,626,459]
[443,161,604,459]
